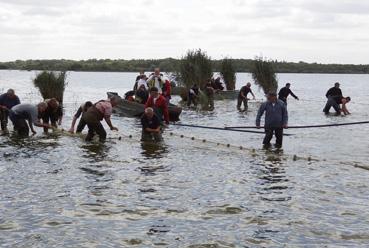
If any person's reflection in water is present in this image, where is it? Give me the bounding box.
[140,141,168,159]
[81,142,111,162]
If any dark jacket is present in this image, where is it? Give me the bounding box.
[238,86,253,98]
[145,95,169,123]
[326,87,342,103]
[256,100,288,128]
[0,93,21,109]
[141,114,161,131]
[278,87,298,101]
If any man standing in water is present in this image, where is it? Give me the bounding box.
[237,82,255,112]
[141,107,162,142]
[82,96,119,142]
[323,82,343,115]
[0,89,21,134]
[256,92,288,148]
[9,102,52,136]
[278,83,299,105]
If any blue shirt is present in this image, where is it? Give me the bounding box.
[0,93,21,109]
[256,100,288,128]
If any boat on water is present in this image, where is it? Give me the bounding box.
[171,86,239,100]
[107,92,182,122]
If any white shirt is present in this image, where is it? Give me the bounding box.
[146,74,163,93]
[137,79,148,90]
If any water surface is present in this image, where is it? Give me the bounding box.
[0,71,369,247]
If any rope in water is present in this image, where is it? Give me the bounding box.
[173,123,294,136]
[225,121,369,130]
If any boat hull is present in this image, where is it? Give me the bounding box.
[107,92,182,122]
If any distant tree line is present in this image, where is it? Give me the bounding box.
[0,58,368,74]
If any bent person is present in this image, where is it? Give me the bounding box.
[0,89,21,134]
[141,107,162,142]
[68,101,93,133]
[278,83,299,105]
[82,96,119,142]
[39,98,63,133]
[324,96,351,115]
[237,82,255,111]
[256,92,288,148]
[9,102,51,136]
[323,82,343,115]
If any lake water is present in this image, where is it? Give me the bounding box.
[0,70,369,247]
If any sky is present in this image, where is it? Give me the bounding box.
[0,0,368,64]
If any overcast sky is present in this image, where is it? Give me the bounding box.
[0,0,368,64]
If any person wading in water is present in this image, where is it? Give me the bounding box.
[9,102,52,137]
[256,92,288,149]
[323,82,344,115]
[145,87,169,125]
[141,107,162,142]
[82,96,119,142]
[0,89,21,134]
[237,82,255,112]
[278,83,299,105]
[68,101,93,134]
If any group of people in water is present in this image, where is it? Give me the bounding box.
[0,68,352,148]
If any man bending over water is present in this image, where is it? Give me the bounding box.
[82,96,119,142]
[9,102,52,136]
[141,107,162,142]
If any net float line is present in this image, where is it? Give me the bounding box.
[225,120,369,130]
[173,123,294,136]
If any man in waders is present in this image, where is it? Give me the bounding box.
[82,96,119,142]
[256,92,288,148]
[141,107,162,142]
[278,83,299,105]
[323,82,343,115]
[68,101,93,133]
[9,102,52,136]
[39,98,63,133]
[0,89,21,134]
[237,82,255,111]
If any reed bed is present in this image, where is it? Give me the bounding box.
[220,58,236,90]
[33,71,67,103]
[251,57,278,94]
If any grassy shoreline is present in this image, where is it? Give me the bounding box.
[1,58,369,74]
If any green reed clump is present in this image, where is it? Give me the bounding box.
[33,71,67,103]
[251,57,278,94]
[220,57,236,90]
[178,49,213,90]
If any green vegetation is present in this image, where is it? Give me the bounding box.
[0,58,369,74]
[178,49,213,89]
[33,71,68,103]
[220,58,236,90]
[251,57,278,94]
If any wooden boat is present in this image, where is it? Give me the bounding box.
[107,92,182,121]
[171,86,239,100]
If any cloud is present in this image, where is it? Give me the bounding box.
[0,0,368,63]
